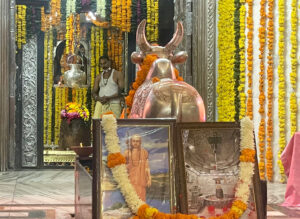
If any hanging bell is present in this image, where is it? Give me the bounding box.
[63,54,86,88]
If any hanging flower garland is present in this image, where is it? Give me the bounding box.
[258,0,266,181]
[43,32,49,145]
[234,0,241,122]
[101,115,255,219]
[146,0,159,42]
[290,0,298,137]
[90,27,96,116]
[16,5,27,49]
[238,1,246,120]
[48,30,54,145]
[54,88,61,145]
[246,0,253,120]
[217,0,235,121]
[97,0,106,17]
[266,0,274,181]
[277,0,286,183]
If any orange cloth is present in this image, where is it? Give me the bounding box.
[124,148,150,201]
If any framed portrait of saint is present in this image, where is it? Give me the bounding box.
[176,122,266,219]
[93,119,177,219]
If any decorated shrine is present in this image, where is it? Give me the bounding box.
[1,0,300,218]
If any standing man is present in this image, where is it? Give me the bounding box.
[124,134,151,202]
[92,56,124,118]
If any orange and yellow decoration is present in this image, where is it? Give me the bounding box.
[266,0,274,181]
[111,0,132,32]
[101,115,255,219]
[146,0,159,42]
[246,0,253,120]
[258,0,266,181]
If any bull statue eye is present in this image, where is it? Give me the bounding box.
[171,51,188,64]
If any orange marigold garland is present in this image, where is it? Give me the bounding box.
[266,0,274,181]
[246,0,253,120]
[258,0,267,180]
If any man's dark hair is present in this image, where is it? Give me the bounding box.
[99,56,110,61]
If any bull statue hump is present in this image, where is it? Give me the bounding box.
[129,20,206,122]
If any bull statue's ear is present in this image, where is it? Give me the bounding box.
[131,52,144,64]
[171,51,188,64]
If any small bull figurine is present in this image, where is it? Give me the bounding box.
[129,20,206,122]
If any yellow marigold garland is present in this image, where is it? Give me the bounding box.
[48,31,54,145]
[90,27,96,116]
[217,0,235,121]
[277,0,286,183]
[101,115,255,219]
[146,0,159,42]
[266,0,274,181]
[16,5,27,49]
[43,32,49,145]
[258,0,267,180]
[239,0,246,120]
[246,0,253,120]
[290,0,298,137]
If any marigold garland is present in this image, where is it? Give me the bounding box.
[246,0,253,120]
[217,0,235,121]
[16,5,27,49]
[48,30,54,144]
[101,115,255,219]
[290,0,298,137]
[238,0,246,120]
[258,0,267,181]
[233,0,241,122]
[277,0,286,183]
[43,32,49,145]
[146,0,159,42]
[266,0,274,181]
[90,26,96,116]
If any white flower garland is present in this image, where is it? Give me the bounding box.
[97,0,106,17]
[101,116,145,213]
[101,115,255,218]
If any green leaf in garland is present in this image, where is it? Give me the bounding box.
[131,0,137,32]
[234,0,241,122]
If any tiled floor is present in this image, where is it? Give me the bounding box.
[0,170,74,218]
[0,170,299,218]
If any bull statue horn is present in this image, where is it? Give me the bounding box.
[164,22,184,53]
[136,19,152,53]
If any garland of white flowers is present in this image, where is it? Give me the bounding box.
[66,0,76,17]
[97,0,106,17]
[101,115,255,218]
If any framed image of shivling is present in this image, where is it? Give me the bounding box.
[93,119,177,219]
[176,122,265,219]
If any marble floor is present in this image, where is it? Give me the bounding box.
[0,170,75,219]
[0,170,299,218]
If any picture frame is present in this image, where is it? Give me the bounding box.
[93,119,177,219]
[175,122,266,219]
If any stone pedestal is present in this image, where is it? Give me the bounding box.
[59,118,91,150]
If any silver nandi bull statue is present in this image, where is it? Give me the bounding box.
[129,20,206,122]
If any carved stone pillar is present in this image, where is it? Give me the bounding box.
[174,0,216,121]
[22,36,38,167]
[0,0,12,171]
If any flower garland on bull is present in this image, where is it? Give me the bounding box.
[266,0,274,181]
[101,115,255,219]
[246,0,253,120]
[124,55,184,116]
[217,0,235,121]
[277,0,286,183]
